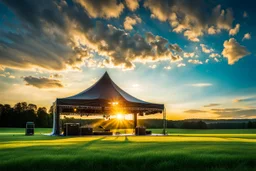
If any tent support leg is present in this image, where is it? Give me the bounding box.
[134,113,137,135]
[163,107,167,135]
[52,101,60,135]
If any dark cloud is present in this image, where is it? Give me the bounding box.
[233,97,256,103]
[204,103,221,107]
[211,108,256,118]
[184,109,206,114]
[23,76,63,89]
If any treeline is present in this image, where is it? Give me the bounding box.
[62,118,256,129]
[0,102,53,128]
[1,102,256,129]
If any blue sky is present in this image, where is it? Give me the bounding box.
[0,0,256,119]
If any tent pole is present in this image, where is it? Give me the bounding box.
[163,107,167,135]
[52,100,60,135]
[134,113,137,135]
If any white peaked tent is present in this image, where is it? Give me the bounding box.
[52,72,166,135]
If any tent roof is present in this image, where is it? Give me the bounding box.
[57,72,164,110]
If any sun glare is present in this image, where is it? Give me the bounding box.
[116,114,124,120]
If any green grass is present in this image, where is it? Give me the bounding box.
[0,128,256,171]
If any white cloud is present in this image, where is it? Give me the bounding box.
[149,64,157,69]
[205,59,210,63]
[200,44,214,53]
[214,58,220,62]
[188,59,203,64]
[242,33,251,41]
[190,83,212,87]
[222,38,251,65]
[124,15,141,30]
[229,24,240,36]
[164,66,171,70]
[209,53,221,58]
[177,63,186,67]
[125,0,139,11]
[183,52,195,58]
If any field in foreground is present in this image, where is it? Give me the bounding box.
[0,128,256,171]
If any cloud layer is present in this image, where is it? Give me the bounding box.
[144,1,235,41]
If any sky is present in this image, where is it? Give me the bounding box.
[0,0,256,120]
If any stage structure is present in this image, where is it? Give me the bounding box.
[51,72,166,135]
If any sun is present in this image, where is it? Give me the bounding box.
[116,114,124,120]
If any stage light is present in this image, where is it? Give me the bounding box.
[74,108,77,112]
[109,101,119,105]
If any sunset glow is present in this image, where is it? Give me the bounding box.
[0,0,255,120]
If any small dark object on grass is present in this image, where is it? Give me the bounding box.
[146,131,152,135]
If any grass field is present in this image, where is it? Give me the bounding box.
[0,128,256,171]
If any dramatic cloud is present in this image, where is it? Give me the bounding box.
[0,0,185,71]
[229,24,240,36]
[85,27,184,69]
[124,15,141,30]
[222,38,251,65]
[144,1,234,41]
[242,33,251,41]
[189,83,212,87]
[183,52,195,58]
[188,59,203,64]
[204,103,221,107]
[23,76,64,89]
[75,0,124,19]
[200,44,214,53]
[125,0,139,11]
[0,0,93,70]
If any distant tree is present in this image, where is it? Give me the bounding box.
[198,120,207,129]
[181,121,207,129]
[248,121,253,128]
[37,107,49,127]
[248,121,256,129]
[28,104,37,111]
